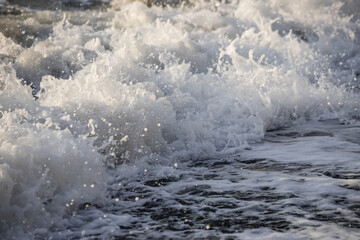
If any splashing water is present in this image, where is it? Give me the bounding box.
[0,0,360,239]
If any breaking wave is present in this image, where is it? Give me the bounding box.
[0,0,359,237]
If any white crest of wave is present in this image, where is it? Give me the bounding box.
[0,0,359,236]
[0,65,105,234]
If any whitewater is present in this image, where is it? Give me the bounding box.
[0,0,360,239]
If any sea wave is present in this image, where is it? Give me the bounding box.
[0,0,359,237]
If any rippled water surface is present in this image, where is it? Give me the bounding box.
[0,0,360,239]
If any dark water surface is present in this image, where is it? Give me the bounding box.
[38,120,359,240]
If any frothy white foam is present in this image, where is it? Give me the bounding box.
[0,0,360,237]
[0,64,105,235]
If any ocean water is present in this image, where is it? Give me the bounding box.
[0,0,360,239]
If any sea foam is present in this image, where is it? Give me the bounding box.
[0,0,359,237]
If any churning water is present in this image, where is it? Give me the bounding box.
[0,0,360,239]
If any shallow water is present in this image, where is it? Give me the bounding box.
[0,0,360,239]
[35,120,360,240]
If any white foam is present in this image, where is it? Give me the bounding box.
[1,0,360,237]
[0,64,105,235]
